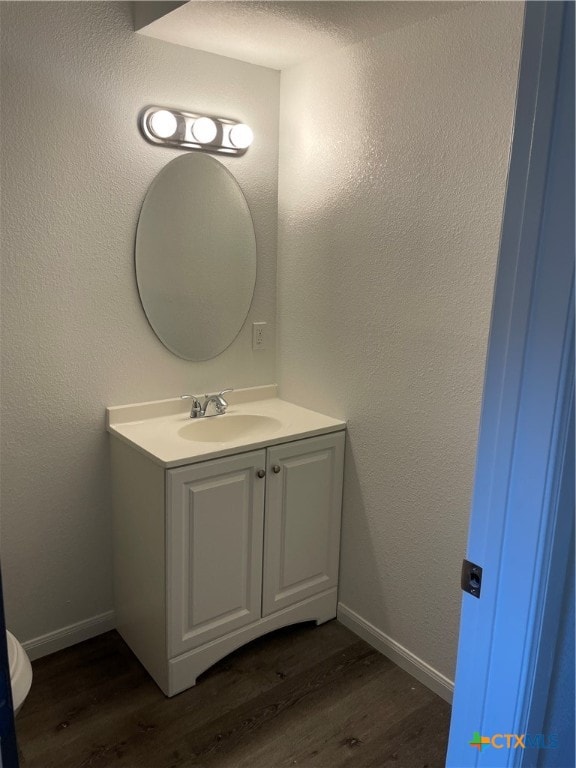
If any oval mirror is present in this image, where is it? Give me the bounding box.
[135,153,257,361]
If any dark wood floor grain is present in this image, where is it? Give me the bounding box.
[16,621,450,768]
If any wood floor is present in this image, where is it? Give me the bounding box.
[16,621,451,768]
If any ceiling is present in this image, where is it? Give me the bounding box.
[135,1,461,71]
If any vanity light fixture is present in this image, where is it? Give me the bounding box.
[228,123,254,149]
[148,109,178,139]
[139,106,254,155]
[190,116,218,144]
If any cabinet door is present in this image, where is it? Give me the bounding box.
[262,432,345,616]
[167,450,266,657]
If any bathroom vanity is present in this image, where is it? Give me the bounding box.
[107,386,345,696]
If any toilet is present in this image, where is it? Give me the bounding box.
[6,631,32,715]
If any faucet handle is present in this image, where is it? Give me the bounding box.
[202,388,233,416]
[181,394,202,417]
[216,389,233,411]
[203,388,233,398]
[219,388,233,410]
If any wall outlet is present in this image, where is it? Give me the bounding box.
[252,322,267,350]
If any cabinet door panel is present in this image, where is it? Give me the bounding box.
[263,432,344,616]
[167,451,265,657]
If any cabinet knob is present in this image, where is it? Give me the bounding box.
[272,465,281,474]
[256,469,266,478]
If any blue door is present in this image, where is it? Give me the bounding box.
[447,2,574,766]
[0,567,19,767]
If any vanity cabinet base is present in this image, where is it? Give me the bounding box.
[111,430,344,698]
[166,588,336,697]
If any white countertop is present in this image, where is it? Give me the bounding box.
[106,385,346,468]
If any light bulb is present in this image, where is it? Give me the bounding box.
[191,117,217,144]
[149,110,178,139]
[229,123,254,149]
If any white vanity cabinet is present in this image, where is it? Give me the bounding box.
[111,428,345,697]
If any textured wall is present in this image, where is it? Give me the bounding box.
[277,2,523,680]
[0,2,279,641]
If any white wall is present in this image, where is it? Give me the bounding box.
[277,2,523,683]
[0,2,279,643]
[1,0,524,685]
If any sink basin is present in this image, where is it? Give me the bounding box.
[178,414,283,443]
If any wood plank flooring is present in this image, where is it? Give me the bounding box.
[16,621,451,768]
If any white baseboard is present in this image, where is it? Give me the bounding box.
[337,603,454,703]
[20,604,455,703]
[22,611,116,661]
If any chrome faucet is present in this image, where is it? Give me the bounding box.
[181,389,233,418]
